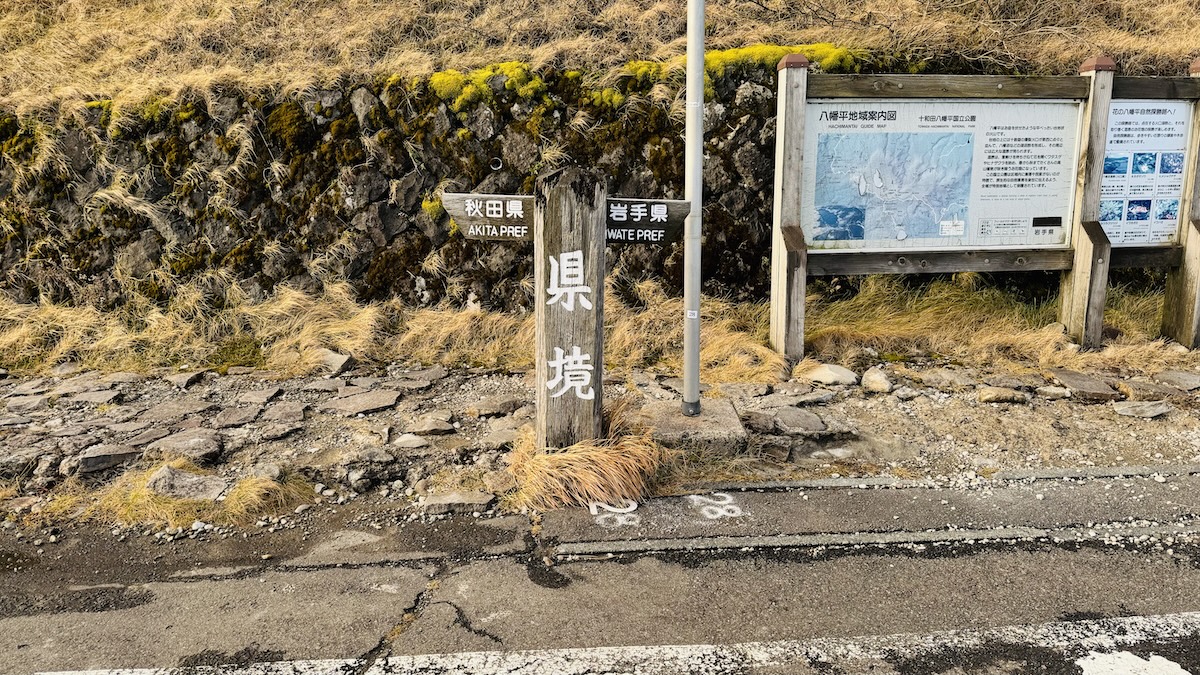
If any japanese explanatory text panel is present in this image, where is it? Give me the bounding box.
[801,99,1082,252]
[1100,100,1193,247]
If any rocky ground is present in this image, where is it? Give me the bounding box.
[1,350,1200,543]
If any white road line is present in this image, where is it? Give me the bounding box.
[35,612,1200,675]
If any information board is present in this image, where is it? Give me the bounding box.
[801,99,1082,252]
[1099,100,1192,247]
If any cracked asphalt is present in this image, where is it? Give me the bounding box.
[6,475,1200,674]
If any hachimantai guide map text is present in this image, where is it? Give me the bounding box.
[801,99,1082,252]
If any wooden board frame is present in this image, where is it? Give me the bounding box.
[769,55,1200,359]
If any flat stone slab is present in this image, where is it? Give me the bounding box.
[239,387,282,405]
[67,389,121,405]
[261,423,303,441]
[1116,378,1186,401]
[303,379,344,392]
[392,433,431,449]
[0,446,43,476]
[636,398,748,455]
[1043,368,1120,402]
[146,464,228,501]
[149,429,223,462]
[421,490,495,515]
[78,444,142,473]
[774,407,825,434]
[918,368,976,390]
[466,396,525,418]
[1152,370,1200,391]
[6,395,49,413]
[140,399,217,423]
[164,371,206,388]
[262,401,308,422]
[323,390,400,417]
[316,348,356,375]
[213,406,263,428]
[408,410,455,435]
[10,379,50,396]
[127,427,171,446]
[977,386,1030,404]
[1113,400,1172,419]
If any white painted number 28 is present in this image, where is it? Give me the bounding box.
[588,499,640,528]
[687,492,744,520]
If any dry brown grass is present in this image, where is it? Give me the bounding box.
[507,424,677,510]
[1,0,1197,112]
[802,275,1198,375]
[0,480,17,502]
[84,459,312,528]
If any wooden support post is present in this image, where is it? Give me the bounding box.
[534,167,605,450]
[1161,58,1200,348]
[770,54,809,360]
[1060,56,1117,348]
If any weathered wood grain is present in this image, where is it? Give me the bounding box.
[770,56,808,360]
[808,75,1089,100]
[1162,64,1200,346]
[534,168,606,449]
[1060,61,1116,348]
[1112,77,1200,101]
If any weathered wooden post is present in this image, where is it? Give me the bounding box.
[1162,58,1200,348]
[443,176,685,449]
[1060,56,1116,348]
[534,168,606,449]
[770,54,810,361]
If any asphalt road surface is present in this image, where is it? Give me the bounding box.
[5,473,1200,674]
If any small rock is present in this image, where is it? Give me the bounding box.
[393,378,433,392]
[127,427,171,446]
[860,367,893,394]
[146,465,227,501]
[262,401,308,423]
[164,371,206,389]
[239,388,283,405]
[466,396,525,418]
[78,444,142,473]
[6,395,49,414]
[67,390,121,406]
[316,348,356,376]
[893,386,921,401]
[303,379,344,392]
[482,470,517,494]
[260,423,303,441]
[408,413,453,432]
[977,387,1030,404]
[213,406,263,428]
[1044,368,1120,402]
[740,410,777,434]
[1116,378,1185,401]
[250,463,283,481]
[322,390,401,417]
[421,490,496,515]
[919,368,975,391]
[1036,386,1072,400]
[1150,370,1200,392]
[718,383,772,398]
[295,503,312,514]
[774,407,826,434]
[801,364,858,386]
[796,389,835,405]
[11,379,50,396]
[50,362,81,377]
[148,429,223,463]
[1112,400,1172,419]
[392,433,431,449]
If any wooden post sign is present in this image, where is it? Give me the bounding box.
[442,177,688,448]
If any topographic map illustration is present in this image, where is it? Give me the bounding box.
[813,133,973,242]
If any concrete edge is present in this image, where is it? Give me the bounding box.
[675,463,1200,494]
[553,522,1200,558]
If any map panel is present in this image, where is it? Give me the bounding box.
[802,99,1082,252]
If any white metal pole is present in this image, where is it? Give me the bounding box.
[681,0,704,417]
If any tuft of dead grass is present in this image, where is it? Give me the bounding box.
[2,0,1198,113]
[79,459,312,528]
[802,276,1199,375]
[507,425,677,511]
[0,480,17,502]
